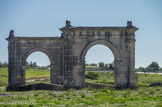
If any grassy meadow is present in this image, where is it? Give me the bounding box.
[0,68,50,87]
[0,68,162,106]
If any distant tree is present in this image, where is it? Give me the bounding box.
[99,62,104,68]
[147,62,160,72]
[2,61,8,68]
[91,63,97,66]
[28,61,38,69]
[33,62,37,69]
[26,61,30,69]
[109,63,114,70]
[138,67,143,72]
[140,67,147,76]
[29,61,33,68]
[145,67,153,72]
[85,63,89,66]
[104,64,109,70]
[0,62,2,68]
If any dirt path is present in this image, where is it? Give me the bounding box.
[0,87,5,90]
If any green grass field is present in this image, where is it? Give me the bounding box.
[0,68,162,106]
[0,68,50,87]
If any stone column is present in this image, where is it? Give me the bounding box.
[72,57,85,88]
[63,38,74,88]
[50,55,63,85]
[50,64,56,84]
[114,59,128,89]
[7,38,23,86]
[127,32,136,88]
[51,64,62,85]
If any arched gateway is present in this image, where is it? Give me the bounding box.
[6,21,138,89]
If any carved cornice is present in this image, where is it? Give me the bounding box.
[6,37,64,42]
[60,26,139,32]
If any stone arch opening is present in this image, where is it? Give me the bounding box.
[80,40,121,86]
[85,44,114,65]
[81,40,121,61]
[25,51,50,85]
[20,48,54,85]
[22,48,54,65]
[85,44,115,84]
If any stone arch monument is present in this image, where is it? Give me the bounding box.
[6,21,138,89]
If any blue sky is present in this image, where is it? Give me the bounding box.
[0,0,162,68]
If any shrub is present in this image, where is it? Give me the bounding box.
[85,71,99,80]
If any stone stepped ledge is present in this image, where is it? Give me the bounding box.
[6,83,65,91]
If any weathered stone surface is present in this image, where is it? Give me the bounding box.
[6,21,138,89]
[6,83,64,91]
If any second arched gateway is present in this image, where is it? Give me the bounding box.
[6,21,138,89]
